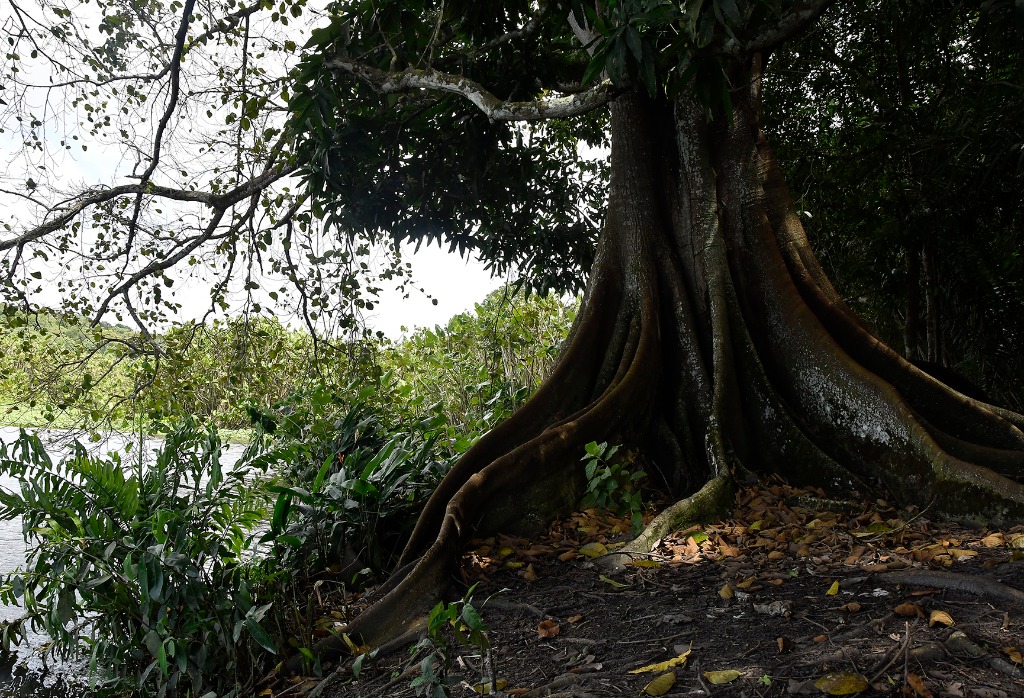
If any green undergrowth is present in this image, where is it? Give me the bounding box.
[0,288,576,695]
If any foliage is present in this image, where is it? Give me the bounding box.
[0,422,274,697]
[581,441,645,533]
[252,379,452,590]
[409,586,491,698]
[383,288,576,447]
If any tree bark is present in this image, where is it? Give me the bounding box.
[289,59,1024,669]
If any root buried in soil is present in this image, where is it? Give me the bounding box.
[268,479,1024,697]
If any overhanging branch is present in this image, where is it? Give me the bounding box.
[0,162,298,254]
[325,58,621,121]
[721,0,835,57]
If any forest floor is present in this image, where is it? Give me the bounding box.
[274,480,1024,698]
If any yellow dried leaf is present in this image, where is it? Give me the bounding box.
[579,542,608,558]
[498,546,515,558]
[1010,534,1024,549]
[641,672,676,696]
[626,559,661,568]
[599,574,628,588]
[342,633,369,655]
[628,647,692,674]
[537,620,560,639]
[703,669,742,685]
[505,561,524,569]
[826,580,840,596]
[567,614,584,623]
[472,678,508,694]
[929,610,955,627]
[719,583,734,599]
[1002,647,1023,665]
[981,533,1004,548]
[736,576,756,589]
[814,672,870,695]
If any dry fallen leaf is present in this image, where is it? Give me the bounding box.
[522,564,539,582]
[736,576,756,589]
[906,673,934,698]
[537,620,560,639]
[641,672,676,696]
[471,678,508,694]
[1001,646,1023,665]
[894,602,925,618]
[814,672,870,695]
[628,647,692,673]
[777,636,794,653]
[599,574,628,588]
[981,533,1004,548]
[719,583,734,599]
[826,580,840,596]
[838,602,862,613]
[567,614,584,623]
[578,542,608,558]
[703,669,742,685]
[929,609,955,627]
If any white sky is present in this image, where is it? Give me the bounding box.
[0,0,508,341]
[368,245,505,339]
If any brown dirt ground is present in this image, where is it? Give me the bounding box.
[269,481,1024,698]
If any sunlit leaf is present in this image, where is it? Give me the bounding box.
[628,647,691,673]
[579,542,608,558]
[641,671,675,696]
[814,672,869,695]
[703,669,742,684]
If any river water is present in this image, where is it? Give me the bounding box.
[0,426,247,696]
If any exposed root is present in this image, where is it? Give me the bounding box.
[603,474,733,570]
[878,569,1024,604]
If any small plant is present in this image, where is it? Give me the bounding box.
[581,441,646,532]
[409,586,491,698]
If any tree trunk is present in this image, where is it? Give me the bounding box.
[290,59,1024,668]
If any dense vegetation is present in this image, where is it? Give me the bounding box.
[0,287,574,696]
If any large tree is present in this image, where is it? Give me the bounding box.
[4,0,1024,663]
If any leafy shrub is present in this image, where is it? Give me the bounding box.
[250,379,452,590]
[0,422,274,697]
[581,441,646,532]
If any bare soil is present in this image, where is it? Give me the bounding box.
[269,481,1024,698]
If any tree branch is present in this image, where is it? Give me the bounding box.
[721,0,836,57]
[325,59,621,121]
[0,162,298,254]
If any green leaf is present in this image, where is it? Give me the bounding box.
[461,603,485,632]
[246,616,277,654]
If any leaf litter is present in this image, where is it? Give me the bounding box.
[295,479,1024,697]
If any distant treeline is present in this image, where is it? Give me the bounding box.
[0,289,577,433]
